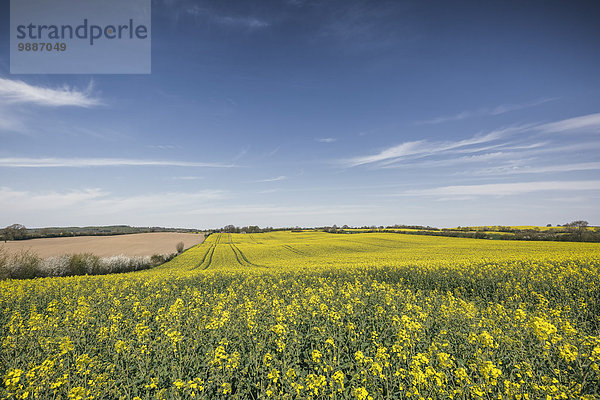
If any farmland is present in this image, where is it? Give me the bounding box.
[0,232,205,258]
[1,232,599,399]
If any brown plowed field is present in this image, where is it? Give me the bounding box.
[1,232,204,258]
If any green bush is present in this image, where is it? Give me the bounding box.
[150,253,177,266]
[0,247,8,280]
[7,249,41,279]
[67,254,89,276]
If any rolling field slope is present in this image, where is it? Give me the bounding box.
[2,232,599,399]
[161,230,600,271]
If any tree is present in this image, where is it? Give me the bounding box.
[563,220,590,241]
[223,225,238,233]
[176,242,184,253]
[2,224,27,242]
[564,220,589,228]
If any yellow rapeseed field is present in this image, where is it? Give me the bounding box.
[2,231,599,399]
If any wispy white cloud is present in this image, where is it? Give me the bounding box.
[88,191,226,214]
[0,186,226,216]
[257,188,282,194]
[0,187,106,209]
[401,180,600,197]
[344,112,600,170]
[148,144,180,150]
[0,77,102,135]
[0,77,101,108]
[0,157,235,168]
[0,107,28,134]
[379,141,556,170]
[342,128,514,167]
[186,6,269,29]
[470,162,600,176]
[380,151,516,169]
[266,147,280,157]
[417,98,556,125]
[537,112,600,133]
[317,138,337,143]
[216,15,269,29]
[0,186,376,228]
[232,147,249,161]
[171,176,204,180]
[344,140,424,167]
[316,3,404,52]
[255,175,286,183]
[188,204,376,217]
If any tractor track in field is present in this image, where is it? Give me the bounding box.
[226,234,264,268]
[231,243,262,267]
[248,235,262,244]
[225,233,247,268]
[229,243,249,267]
[193,233,222,270]
[200,244,217,270]
[191,244,213,269]
[282,244,306,256]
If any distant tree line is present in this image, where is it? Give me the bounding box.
[325,220,599,243]
[5,221,596,244]
[212,221,599,242]
[1,224,202,241]
[434,229,599,242]
[217,225,307,234]
[220,225,272,233]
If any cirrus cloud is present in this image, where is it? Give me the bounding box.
[0,157,235,168]
[400,180,600,197]
[0,77,101,108]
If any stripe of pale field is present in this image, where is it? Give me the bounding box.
[1,232,205,258]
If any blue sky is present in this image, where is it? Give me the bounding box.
[1,0,600,228]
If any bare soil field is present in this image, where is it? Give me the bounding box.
[0,232,204,258]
